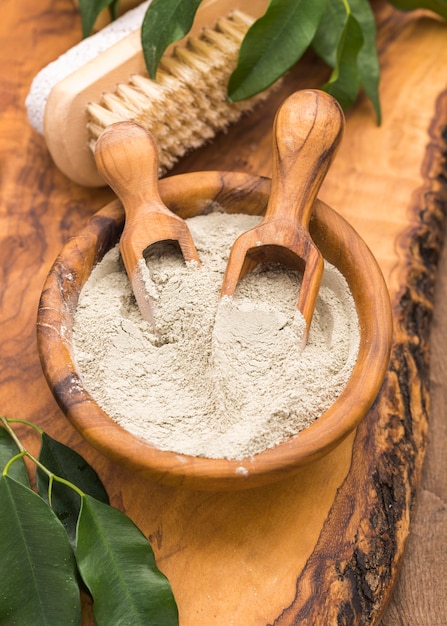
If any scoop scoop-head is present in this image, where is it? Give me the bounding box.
[94,121,200,324]
[220,89,345,343]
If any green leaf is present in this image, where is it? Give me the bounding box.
[228,0,329,101]
[388,0,447,19]
[76,495,178,626]
[0,475,81,625]
[37,433,109,546]
[78,0,117,38]
[0,424,30,486]
[312,0,347,66]
[313,0,381,123]
[322,12,364,111]
[142,0,203,78]
[349,0,381,123]
[109,0,120,21]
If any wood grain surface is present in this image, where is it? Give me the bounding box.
[1,0,447,624]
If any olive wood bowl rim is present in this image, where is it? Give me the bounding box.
[37,170,393,491]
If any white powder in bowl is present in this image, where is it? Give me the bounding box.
[72,211,360,460]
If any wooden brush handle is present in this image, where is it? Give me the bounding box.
[266,89,345,228]
[94,121,172,224]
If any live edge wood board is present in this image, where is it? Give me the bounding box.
[1,1,447,624]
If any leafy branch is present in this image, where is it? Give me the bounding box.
[0,416,178,626]
[78,0,447,124]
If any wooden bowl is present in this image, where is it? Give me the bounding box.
[37,171,393,491]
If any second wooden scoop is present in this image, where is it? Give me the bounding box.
[221,89,345,343]
[94,121,200,324]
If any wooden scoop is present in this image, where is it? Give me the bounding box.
[94,121,200,324]
[220,89,345,343]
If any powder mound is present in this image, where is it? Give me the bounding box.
[73,211,360,460]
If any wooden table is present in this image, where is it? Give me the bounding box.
[1,1,447,624]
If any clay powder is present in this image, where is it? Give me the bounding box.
[73,211,360,460]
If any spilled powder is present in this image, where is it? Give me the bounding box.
[72,211,360,460]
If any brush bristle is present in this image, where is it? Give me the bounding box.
[87,10,280,172]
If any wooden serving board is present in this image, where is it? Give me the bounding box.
[1,1,447,624]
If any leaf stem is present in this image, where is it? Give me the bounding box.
[5,418,44,435]
[2,450,27,476]
[52,474,85,499]
[0,415,85,498]
[341,0,351,15]
[1,415,26,451]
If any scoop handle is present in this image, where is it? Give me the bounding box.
[94,121,172,223]
[266,90,345,228]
